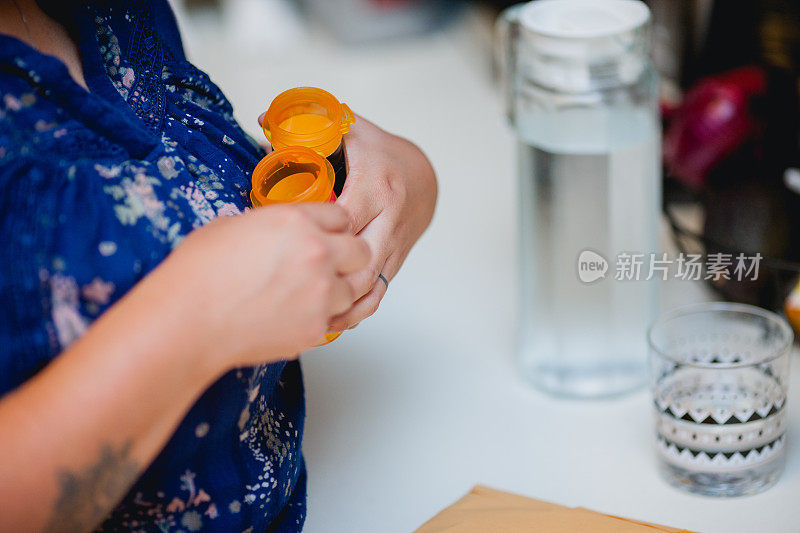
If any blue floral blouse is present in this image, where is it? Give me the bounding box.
[0,1,306,531]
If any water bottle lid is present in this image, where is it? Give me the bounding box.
[514,0,651,92]
[519,0,649,39]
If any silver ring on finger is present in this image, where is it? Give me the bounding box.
[378,273,389,289]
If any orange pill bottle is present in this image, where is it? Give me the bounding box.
[251,146,342,345]
[262,87,355,197]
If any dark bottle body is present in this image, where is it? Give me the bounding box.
[327,142,347,197]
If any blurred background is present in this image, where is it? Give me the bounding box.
[174,0,800,322]
[168,1,800,531]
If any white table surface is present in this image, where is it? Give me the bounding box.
[175,4,800,531]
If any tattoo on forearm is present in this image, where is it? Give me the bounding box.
[44,441,139,533]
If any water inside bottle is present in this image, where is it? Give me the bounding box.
[517,106,660,397]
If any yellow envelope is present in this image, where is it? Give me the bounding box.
[415,486,694,533]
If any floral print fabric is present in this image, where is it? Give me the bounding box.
[0,1,306,531]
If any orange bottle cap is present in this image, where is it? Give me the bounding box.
[316,331,342,346]
[250,146,336,206]
[262,87,355,158]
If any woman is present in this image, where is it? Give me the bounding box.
[0,0,437,531]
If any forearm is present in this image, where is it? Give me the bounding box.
[0,270,218,532]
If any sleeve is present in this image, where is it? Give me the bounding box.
[0,83,158,396]
[0,153,64,396]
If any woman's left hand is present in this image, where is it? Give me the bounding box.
[329,116,437,331]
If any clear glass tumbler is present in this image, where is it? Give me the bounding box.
[648,303,793,497]
[497,0,661,397]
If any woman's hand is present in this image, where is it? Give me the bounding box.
[330,116,437,330]
[152,203,371,371]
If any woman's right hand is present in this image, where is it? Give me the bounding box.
[145,203,370,374]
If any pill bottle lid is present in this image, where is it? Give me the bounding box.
[262,87,355,158]
[251,146,335,206]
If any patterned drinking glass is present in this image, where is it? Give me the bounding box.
[648,302,793,496]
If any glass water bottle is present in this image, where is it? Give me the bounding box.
[498,0,661,397]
